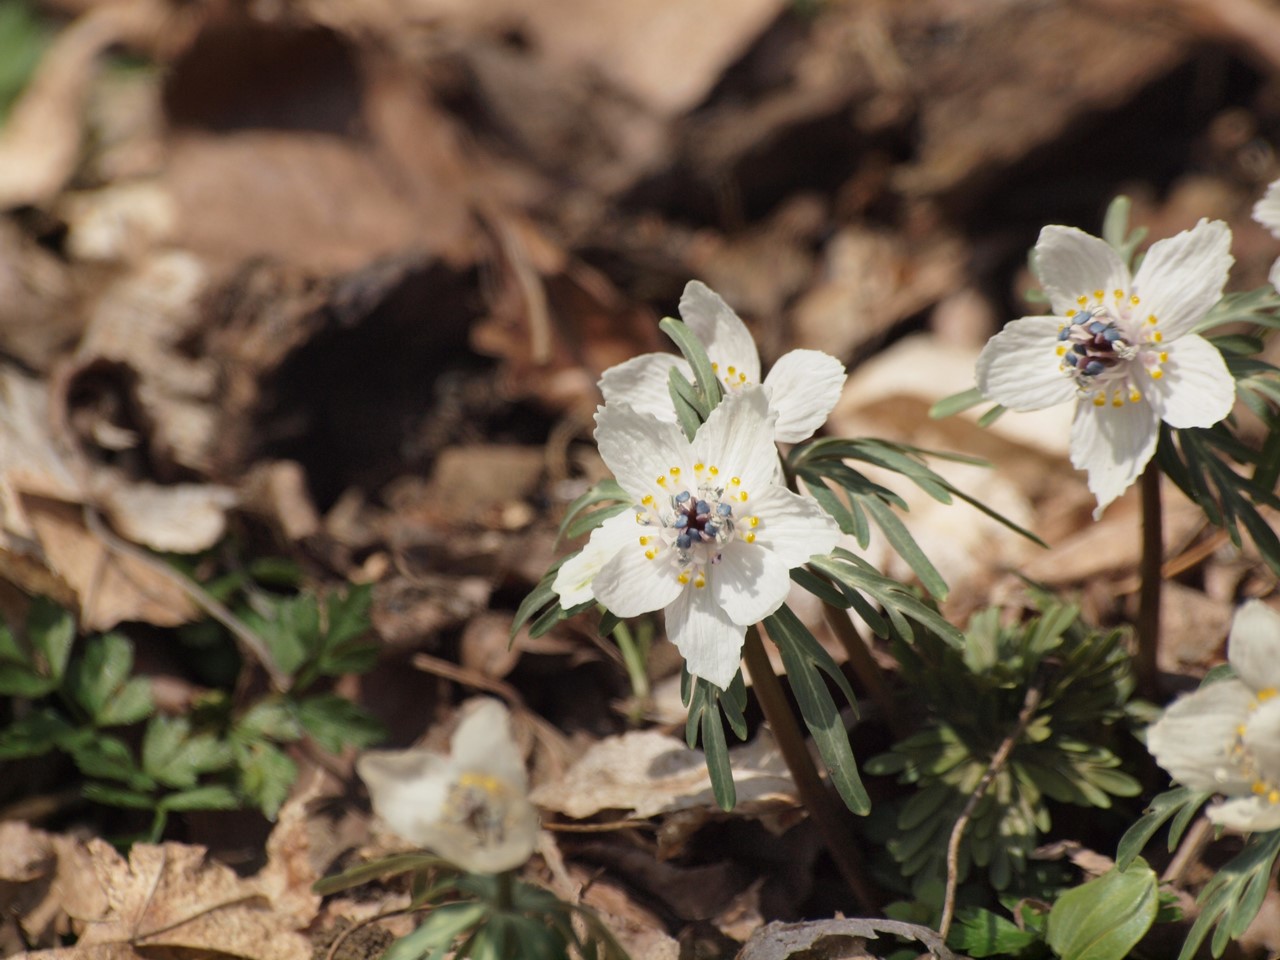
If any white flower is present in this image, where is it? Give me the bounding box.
[975,220,1236,517]
[552,386,839,689]
[1251,179,1280,293]
[600,280,847,444]
[1147,601,1280,833]
[356,699,539,872]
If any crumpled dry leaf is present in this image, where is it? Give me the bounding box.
[740,917,962,960]
[94,479,238,554]
[531,728,796,824]
[69,839,311,960]
[0,821,110,950]
[0,0,171,209]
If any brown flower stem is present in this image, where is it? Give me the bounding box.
[821,601,905,739]
[937,682,1043,945]
[1137,464,1163,700]
[742,625,879,913]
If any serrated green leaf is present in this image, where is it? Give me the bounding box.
[237,699,303,742]
[67,633,147,723]
[236,739,297,819]
[243,595,317,676]
[72,735,152,788]
[950,906,1042,957]
[142,715,234,788]
[97,676,155,727]
[1047,858,1157,960]
[297,693,386,752]
[0,708,75,759]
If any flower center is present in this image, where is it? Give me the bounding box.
[1053,290,1168,408]
[635,464,759,586]
[710,362,750,390]
[445,771,523,846]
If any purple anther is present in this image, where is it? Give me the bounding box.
[717,503,733,517]
[1083,360,1105,376]
[674,490,691,504]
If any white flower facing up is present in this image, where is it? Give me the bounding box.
[600,280,847,444]
[1147,601,1280,832]
[1251,178,1280,292]
[976,219,1236,516]
[356,698,539,873]
[552,386,839,690]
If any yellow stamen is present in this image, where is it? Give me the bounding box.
[694,573,706,589]
[1077,295,1088,306]
[1129,388,1141,403]
[639,536,651,546]
[1065,311,1076,319]
[457,772,502,793]
[1153,331,1163,342]
[739,491,749,502]
[678,572,690,584]
[644,548,657,560]
[669,466,680,477]
[738,372,747,383]
[711,363,719,372]
[730,477,741,486]
[744,532,756,543]
[1093,289,1104,300]
[1113,288,1123,299]
[1150,369,1163,380]
[748,516,760,527]
[1254,781,1268,795]
[727,366,736,376]
[1056,344,1067,356]
[1147,314,1158,325]
[709,466,719,476]
[641,494,654,506]
[1159,351,1168,362]
[1112,394,1124,407]
[1093,394,1106,407]
[1130,294,1140,306]
[1259,688,1277,702]
[656,475,667,486]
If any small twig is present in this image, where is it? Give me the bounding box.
[820,601,905,739]
[1161,815,1214,885]
[324,909,415,960]
[1137,465,1163,700]
[82,505,288,691]
[742,625,879,913]
[937,682,1044,947]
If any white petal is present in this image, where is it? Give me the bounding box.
[599,353,692,422]
[357,748,452,844]
[1133,219,1233,339]
[1146,679,1254,793]
[693,386,780,492]
[1269,256,1280,295]
[1069,396,1160,518]
[665,581,745,689]
[552,511,639,608]
[763,349,847,442]
[595,402,695,502]
[975,317,1078,411]
[680,281,762,383]
[1244,699,1280,784]
[1149,334,1234,429]
[747,486,840,567]
[1035,226,1131,317]
[593,536,684,618]
[1228,601,1280,692]
[450,699,527,790]
[1253,178,1280,238]
[1208,795,1280,833]
[711,540,790,625]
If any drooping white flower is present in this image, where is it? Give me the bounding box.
[975,219,1236,517]
[1251,179,1280,293]
[357,699,539,873]
[600,281,847,444]
[1147,601,1280,833]
[552,386,839,689]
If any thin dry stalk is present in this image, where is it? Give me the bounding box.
[1137,464,1163,700]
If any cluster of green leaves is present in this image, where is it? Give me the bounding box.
[866,599,1140,897]
[0,581,384,840]
[315,854,628,960]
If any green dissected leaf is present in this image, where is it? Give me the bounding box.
[949,906,1043,957]
[142,715,234,788]
[235,738,297,818]
[66,634,154,726]
[296,693,386,752]
[1047,858,1158,960]
[236,699,303,742]
[243,594,319,677]
[860,496,949,600]
[82,783,158,810]
[683,671,748,811]
[382,902,487,960]
[1177,829,1280,960]
[764,604,869,814]
[0,598,77,697]
[71,735,152,789]
[0,708,76,759]
[324,583,374,648]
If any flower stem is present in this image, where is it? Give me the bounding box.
[495,870,515,912]
[742,626,879,913]
[820,602,905,739]
[1137,463,1162,700]
[612,618,651,721]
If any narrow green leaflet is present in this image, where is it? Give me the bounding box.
[683,670,748,810]
[929,386,987,419]
[382,902,487,960]
[668,366,707,438]
[1047,858,1158,960]
[1115,786,1211,870]
[764,604,869,814]
[658,316,722,415]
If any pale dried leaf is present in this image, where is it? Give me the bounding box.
[96,479,238,554]
[740,917,963,960]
